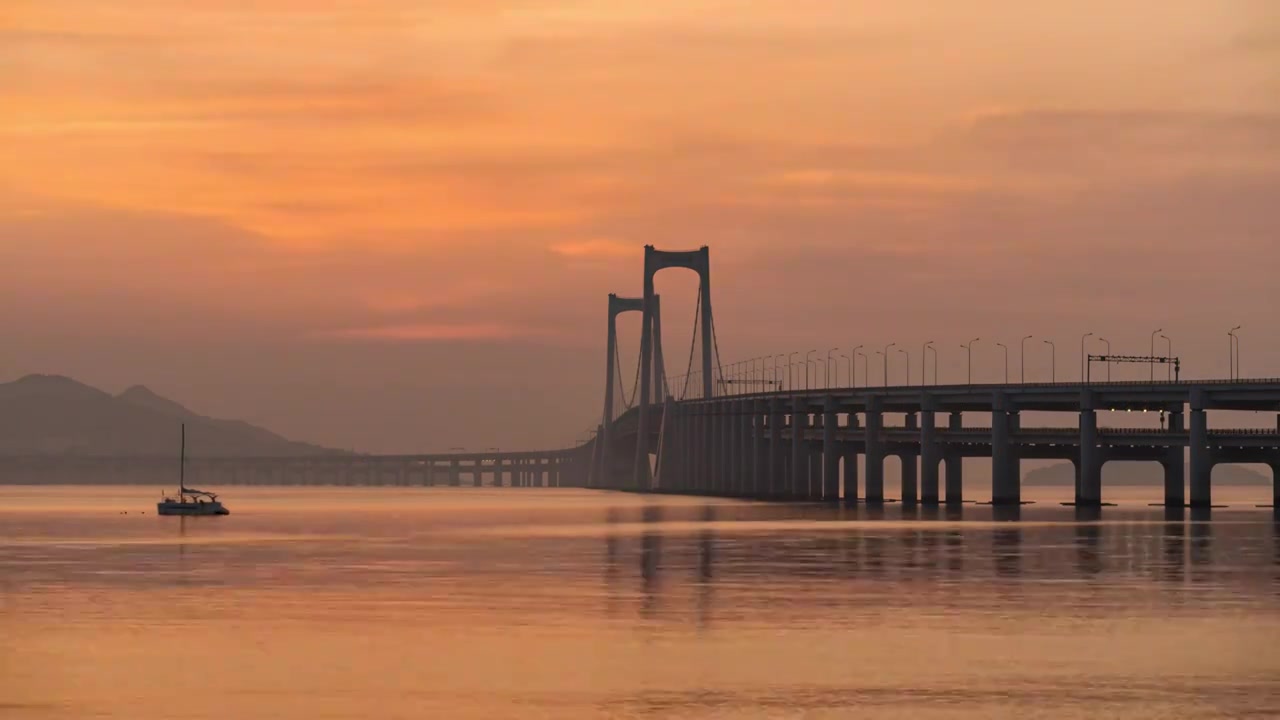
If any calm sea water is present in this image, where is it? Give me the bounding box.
[2,485,1279,719]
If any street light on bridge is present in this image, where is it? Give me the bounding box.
[826,347,839,389]
[996,342,1008,384]
[840,353,851,387]
[787,351,799,392]
[1044,339,1056,382]
[1080,332,1093,383]
[961,338,979,385]
[856,350,868,387]
[897,347,909,387]
[874,350,885,386]
[1160,334,1172,381]
[850,345,863,388]
[1020,335,1033,384]
[1229,326,1242,380]
[1149,328,1163,381]
[804,349,817,391]
[922,341,934,386]
[1098,337,1111,381]
[883,342,896,387]
[775,354,786,392]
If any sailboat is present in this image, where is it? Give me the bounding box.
[157,424,230,516]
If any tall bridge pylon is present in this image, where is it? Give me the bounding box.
[594,293,667,486]
[635,245,716,488]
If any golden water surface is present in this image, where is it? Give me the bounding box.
[2,485,1279,719]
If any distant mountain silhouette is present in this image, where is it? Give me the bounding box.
[0,374,343,457]
[1024,461,1268,486]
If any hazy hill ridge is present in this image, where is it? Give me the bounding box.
[0,374,343,457]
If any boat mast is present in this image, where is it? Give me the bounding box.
[179,423,186,494]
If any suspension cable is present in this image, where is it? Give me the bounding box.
[680,287,702,400]
[710,305,726,397]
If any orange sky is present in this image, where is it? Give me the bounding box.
[2,1,1278,452]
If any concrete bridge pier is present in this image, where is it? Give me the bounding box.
[751,399,765,498]
[822,397,839,501]
[681,407,694,492]
[727,400,741,495]
[1078,407,1101,506]
[1009,412,1021,497]
[738,399,752,496]
[707,401,720,494]
[843,411,860,505]
[699,404,712,493]
[723,400,735,493]
[1189,406,1211,507]
[901,413,918,504]
[718,401,731,494]
[696,404,706,491]
[1164,410,1186,506]
[1271,462,1280,507]
[768,398,783,499]
[713,400,726,493]
[809,438,822,501]
[790,397,807,500]
[920,402,939,504]
[665,404,682,492]
[945,411,964,504]
[991,394,1019,505]
[865,397,885,503]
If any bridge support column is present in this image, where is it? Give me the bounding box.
[901,413,918,504]
[864,397,884,503]
[843,412,859,504]
[712,402,725,493]
[791,397,807,501]
[1189,407,1211,508]
[768,399,783,499]
[1164,410,1186,506]
[721,397,732,491]
[991,396,1018,505]
[822,397,839,501]
[701,403,713,493]
[945,412,963,504]
[1271,462,1280,508]
[736,399,749,495]
[1078,408,1101,506]
[675,405,690,492]
[688,406,700,492]
[920,402,939,505]
[809,442,822,501]
[747,397,757,491]
[690,406,702,492]
[738,399,751,496]
[1009,411,1021,497]
[900,453,917,505]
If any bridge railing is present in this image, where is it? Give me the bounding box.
[697,376,1280,400]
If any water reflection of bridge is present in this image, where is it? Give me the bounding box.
[596,504,1280,622]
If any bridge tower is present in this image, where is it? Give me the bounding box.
[596,293,666,486]
[635,246,716,488]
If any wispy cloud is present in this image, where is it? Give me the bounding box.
[549,238,637,259]
[313,322,551,342]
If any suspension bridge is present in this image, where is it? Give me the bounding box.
[588,246,1280,509]
[53,245,1277,508]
